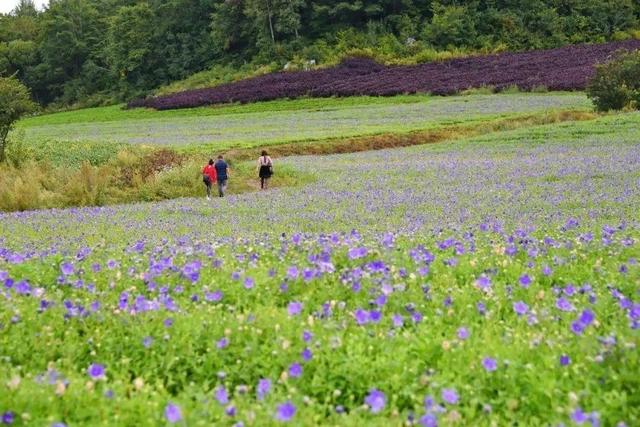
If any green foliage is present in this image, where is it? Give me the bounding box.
[587,51,640,111]
[1,0,639,108]
[423,3,477,49]
[0,76,36,162]
[105,3,155,92]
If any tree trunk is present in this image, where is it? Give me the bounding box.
[0,128,9,163]
[267,0,275,43]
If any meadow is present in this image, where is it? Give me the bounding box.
[1,107,639,426]
[19,93,591,152]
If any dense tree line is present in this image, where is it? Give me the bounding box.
[1,0,639,107]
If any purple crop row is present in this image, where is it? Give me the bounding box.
[129,40,640,110]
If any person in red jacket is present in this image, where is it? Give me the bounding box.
[202,159,217,200]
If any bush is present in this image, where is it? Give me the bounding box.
[587,50,640,111]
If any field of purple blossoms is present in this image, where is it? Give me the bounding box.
[1,112,639,426]
[129,40,640,110]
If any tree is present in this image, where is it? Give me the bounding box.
[587,50,640,111]
[105,3,155,86]
[0,76,36,162]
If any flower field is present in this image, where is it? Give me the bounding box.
[1,111,639,425]
[21,93,590,151]
[129,40,640,110]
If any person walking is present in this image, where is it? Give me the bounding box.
[202,159,217,200]
[214,155,230,197]
[257,150,273,190]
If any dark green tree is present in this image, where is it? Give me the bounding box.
[0,76,36,162]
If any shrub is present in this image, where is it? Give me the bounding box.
[587,50,640,111]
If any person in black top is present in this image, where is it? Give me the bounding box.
[214,155,230,197]
[257,150,273,190]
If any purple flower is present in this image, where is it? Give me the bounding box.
[519,274,532,287]
[571,407,587,424]
[354,308,369,325]
[482,357,497,372]
[560,354,571,366]
[287,301,302,316]
[571,321,585,335]
[275,401,296,422]
[364,389,386,413]
[215,386,229,405]
[457,327,469,340]
[51,423,67,427]
[419,413,438,427]
[257,378,271,400]
[1,412,14,425]
[244,277,255,289]
[217,337,229,349]
[476,276,491,290]
[441,388,458,405]
[513,301,529,316]
[205,290,223,302]
[556,297,575,312]
[165,403,182,423]
[143,336,153,348]
[60,262,74,276]
[301,348,313,362]
[87,363,106,380]
[288,363,302,378]
[302,331,313,342]
[579,309,595,326]
[287,266,299,279]
[225,405,236,417]
[392,314,404,328]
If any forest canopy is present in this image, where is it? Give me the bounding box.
[1,0,639,108]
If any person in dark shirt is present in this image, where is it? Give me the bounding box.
[214,155,230,197]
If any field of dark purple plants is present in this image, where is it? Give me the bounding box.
[1,112,639,426]
[129,40,640,110]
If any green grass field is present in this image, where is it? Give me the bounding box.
[18,93,591,152]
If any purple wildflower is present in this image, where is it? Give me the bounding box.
[441,388,459,405]
[419,413,438,427]
[560,355,570,366]
[275,401,296,422]
[301,348,312,362]
[87,363,106,380]
[519,274,532,287]
[476,276,491,290]
[1,412,14,425]
[287,301,302,316]
[513,301,529,316]
[217,337,229,349]
[482,357,497,372]
[288,363,302,378]
[457,327,469,340]
[354,309,369,325]
[165,403,182,423]
[364,389,386,413]
[60,262,74,276]
[257,378,271,400]
[215,386,229,405]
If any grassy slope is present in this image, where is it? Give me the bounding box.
[18,93,592,153]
